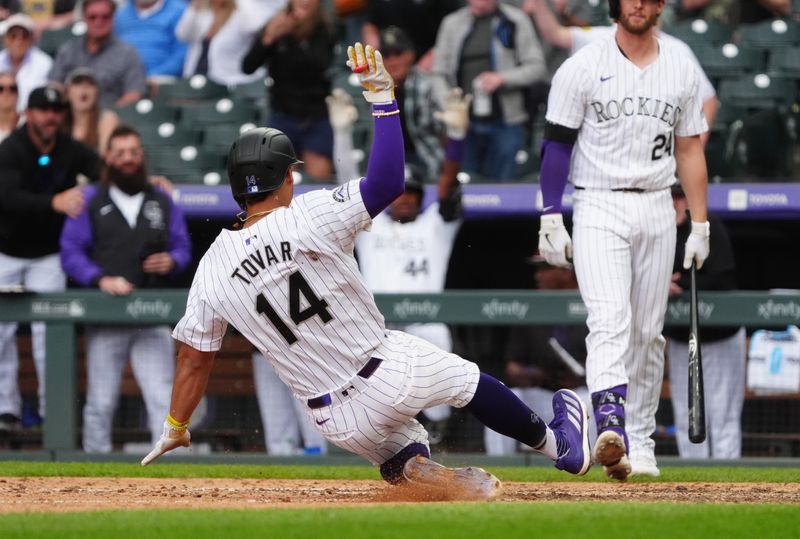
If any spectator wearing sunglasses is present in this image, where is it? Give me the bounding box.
[0,13,52,112]
[48,0,147,108]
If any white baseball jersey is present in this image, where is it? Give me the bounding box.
[174,180,386,398]
[570,25,717,104]
[547,34,708,190]
[355,203,460,294]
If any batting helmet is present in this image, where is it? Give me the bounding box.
[227,127,303,208]
[608,0,620,20]
[404,164,425,202]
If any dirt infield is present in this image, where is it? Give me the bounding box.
[0,477,798,513]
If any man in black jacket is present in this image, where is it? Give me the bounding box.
[0,86,100,432]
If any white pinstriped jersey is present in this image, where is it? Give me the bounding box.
[546,34,708,190]
[569,25,717,104]
[355,203,460,294]
[173,180,387,399]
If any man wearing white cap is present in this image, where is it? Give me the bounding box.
[0,13,52,111]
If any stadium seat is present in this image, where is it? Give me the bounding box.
[201,123,258,155]
[717,73,796,110]
[156,75,228,104]
[147,145,225,183]
[115,99,178,128]
[725,108,797,180]
[662,19,732,47]
[179,97,259,130]
[694,43,765,81]
[137,121,199,151]
[738,19,800,49]
[768,46,800,78]
[37,21,86,57]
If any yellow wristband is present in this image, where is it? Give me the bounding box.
[166,414,190,429]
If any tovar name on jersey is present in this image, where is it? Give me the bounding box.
[230,241,292,284]
[590,97,681,126]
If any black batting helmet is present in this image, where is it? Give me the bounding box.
[227,127,303,209]
[404,164,425,202]
[608,0,619,20]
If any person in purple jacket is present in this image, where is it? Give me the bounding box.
[60,124,192,453]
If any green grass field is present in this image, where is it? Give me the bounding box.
[1,461,799,539]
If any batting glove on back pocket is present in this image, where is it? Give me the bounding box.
[538,213,573,268]
[346,42,395,104]
[683,220,710,270]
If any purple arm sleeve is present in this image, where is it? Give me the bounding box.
[445,137,464,163]
[359,101,405,218]
[167,201,192,275]
[60,187,103,287]
[540,139,574,214]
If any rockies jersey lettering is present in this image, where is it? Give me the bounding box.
[589,97,681,126]
[173,180,387,398]
[230,241,293,284]
[547,34,707,190]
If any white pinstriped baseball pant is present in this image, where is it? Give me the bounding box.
[82,325,175,453]
[0,252,66,419]
[252,352,327,455]
[572,188,676,463]
[305,330,480,465]
[668,328,746,459]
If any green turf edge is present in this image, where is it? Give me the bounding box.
[1,504,798,539]
[1,461,799,482]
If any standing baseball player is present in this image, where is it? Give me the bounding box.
[537,0,710,480]
[141,42,592,498]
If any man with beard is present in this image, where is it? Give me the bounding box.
[60,124,191,453]
[536,0,710,480]
[0,85,100,433]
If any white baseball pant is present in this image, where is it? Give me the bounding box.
[305,330,480,465]
[82,325,175,453]
[573,189,676,463]
[668,328,746,459]
[252,352,327,455]
[0,252,66,418]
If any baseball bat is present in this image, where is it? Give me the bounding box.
[688,258,706,443]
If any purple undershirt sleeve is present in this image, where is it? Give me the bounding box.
[445,137,464,163]
[359,101,405,218]
[540,139,574,214]
[59,187,103,287]
[167,201,192,276]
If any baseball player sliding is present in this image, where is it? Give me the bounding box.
[537,0,710,480]
[141,42,592,499]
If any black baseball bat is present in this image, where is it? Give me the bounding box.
[688,258,706,443]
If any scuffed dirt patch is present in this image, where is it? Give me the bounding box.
[0,477,797,513]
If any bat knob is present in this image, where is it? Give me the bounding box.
[352,64,368,74]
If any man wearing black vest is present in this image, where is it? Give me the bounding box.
[60,124,192,453]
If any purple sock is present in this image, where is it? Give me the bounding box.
[466,373,548,449]
[380,442,430,484]
[592,384,629,452]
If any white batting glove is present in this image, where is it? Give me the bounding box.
[683,220,710,270]
[346,42,395,104]
[538,213,573,268]
[433,87,472,140]
[325,88,358,130]
[141,418,191,466]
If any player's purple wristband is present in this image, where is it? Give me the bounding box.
[540,139,573,214]
[361,100,405,218]
[445,137,464,163]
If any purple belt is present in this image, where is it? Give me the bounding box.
[307,357,383,409]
